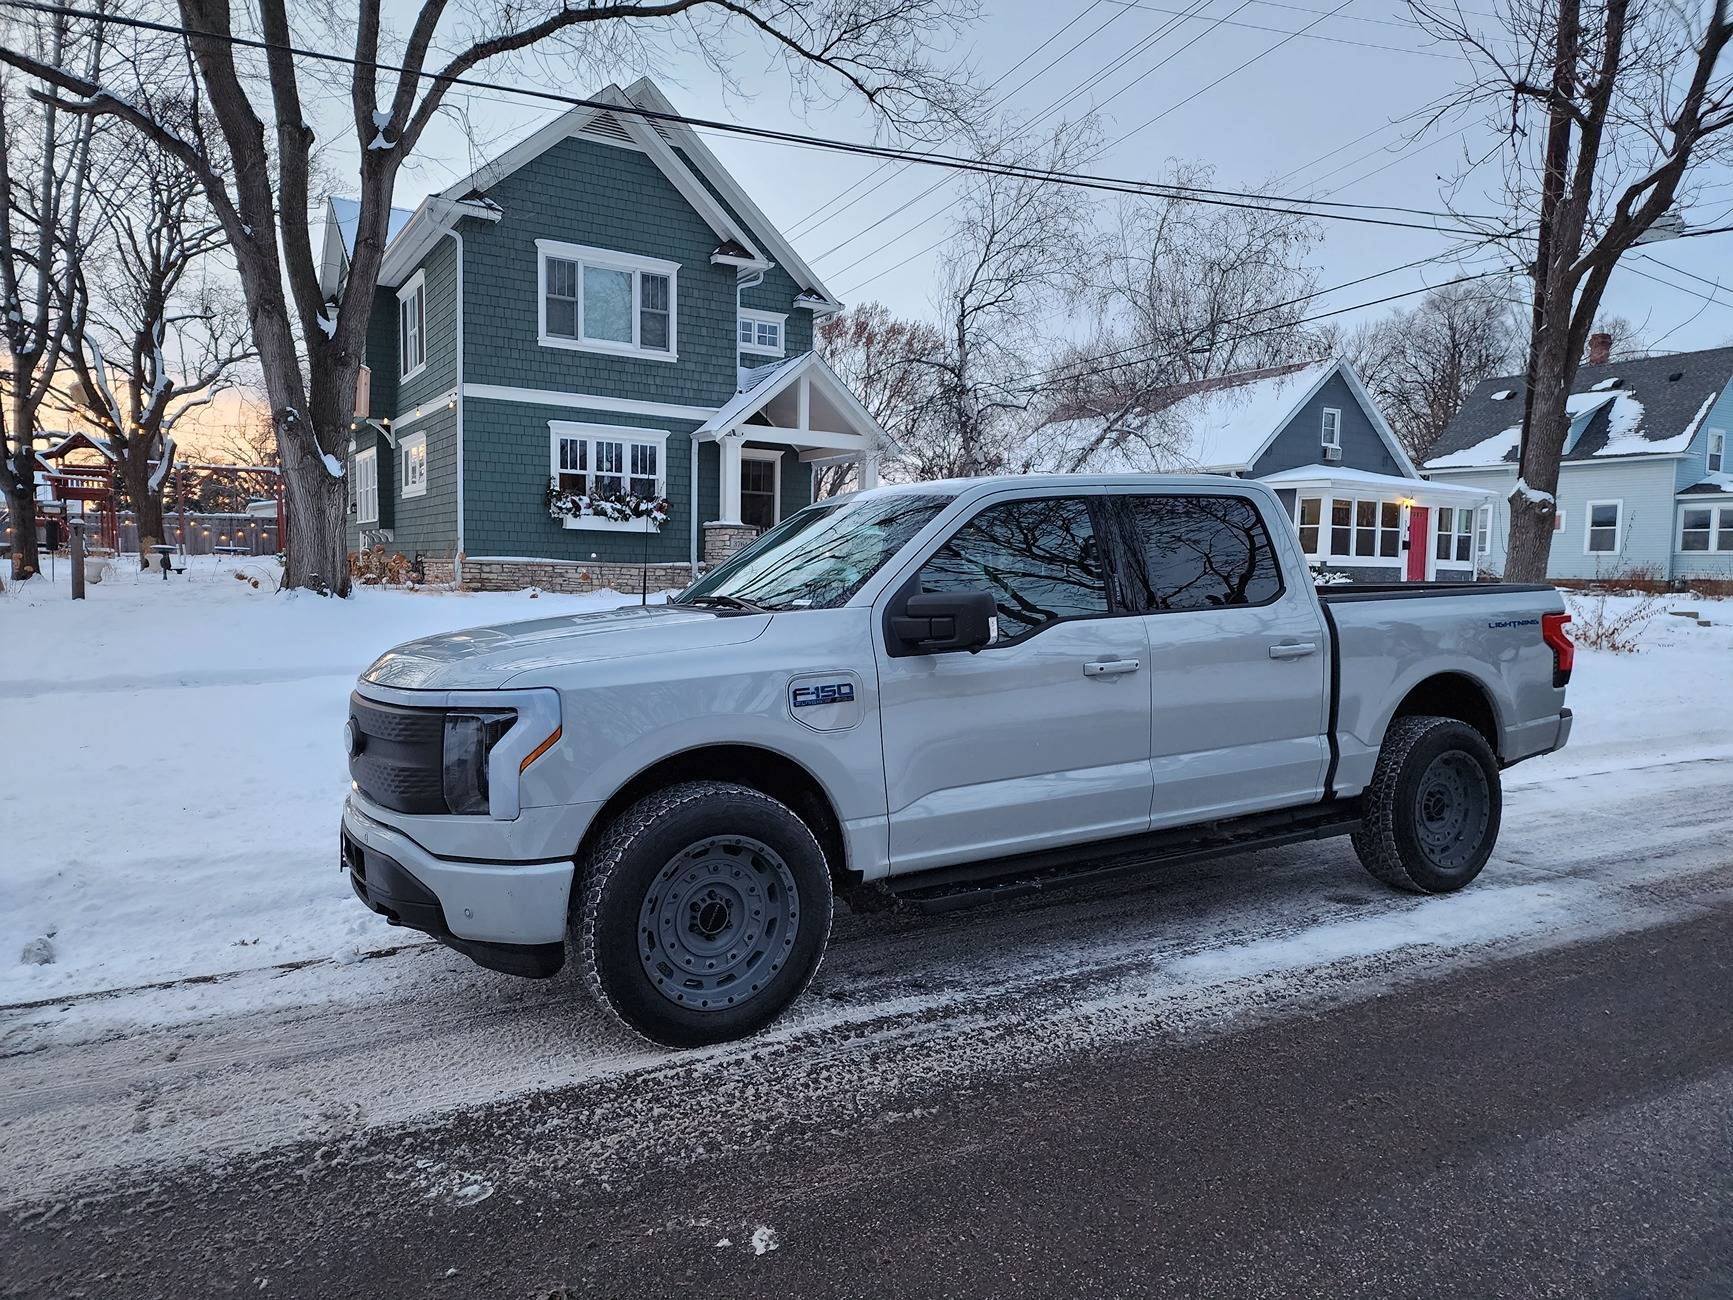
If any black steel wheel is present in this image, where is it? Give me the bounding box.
[1352,715,1502,894]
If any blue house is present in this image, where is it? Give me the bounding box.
[319,77,888,591]
[1031,357,1492,581]
[1425,342,1733,583]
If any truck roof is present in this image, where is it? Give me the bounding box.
[848,472,1269,499]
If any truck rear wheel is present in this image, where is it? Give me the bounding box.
[575,780,833,1047]
[1352,715,1501,894]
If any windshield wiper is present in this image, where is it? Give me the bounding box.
[677,593,774,614]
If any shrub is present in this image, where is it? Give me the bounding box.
[1565,587,1661,653]
[348,544,414,587]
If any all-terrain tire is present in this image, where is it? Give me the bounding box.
[1352,715,1502,895]
[576,780,833,1047]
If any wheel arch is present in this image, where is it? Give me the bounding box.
[578,743,855,891]
[1384,671,1503,757]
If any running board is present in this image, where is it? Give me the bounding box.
[886,801,1364,914]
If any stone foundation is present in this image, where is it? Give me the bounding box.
[418,556,456,585]
[457,557,696,595]
[703,522,759,564]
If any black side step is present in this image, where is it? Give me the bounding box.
[887,800,1364,913]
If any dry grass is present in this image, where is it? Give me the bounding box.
[1565,588,1663,653]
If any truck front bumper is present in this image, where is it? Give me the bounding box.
[341,799,572,977]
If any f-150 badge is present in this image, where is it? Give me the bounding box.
[787,672,864,731]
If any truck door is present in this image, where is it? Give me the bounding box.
[1109,489,1331,827]
[874,491,1154,875]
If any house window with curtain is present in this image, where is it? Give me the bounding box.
[537,240,678,361]
[400,431,428,499]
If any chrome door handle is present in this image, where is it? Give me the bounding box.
[1083,659,1141,677]
[1269,642,1319,660]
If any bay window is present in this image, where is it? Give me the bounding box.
[537,240,677,361]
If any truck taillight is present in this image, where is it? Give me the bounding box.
[1542,611,1574,687]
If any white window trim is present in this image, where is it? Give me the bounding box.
[354,446,379,524]
[548,420,670,531]
[397,271,427,382]
[1583,498,1624,555]
[1320,407,1342,449]
[1293,495,1325,557]
[400,431,428,499]
[1678,502,1733,552]
[737,308,788,358]
[1434,505,1475,567]
[1709,429,1726,474]
[1473,503,1493,557]
[739,445,783,527]
[536,239,679,363]
[1324,495,1402,563]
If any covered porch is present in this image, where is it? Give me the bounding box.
[1257,465,1495,582]
[694,353,887,561]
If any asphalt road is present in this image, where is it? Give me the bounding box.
[5,755,1732,1298]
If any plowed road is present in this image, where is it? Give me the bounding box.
[4,755,1731,1298]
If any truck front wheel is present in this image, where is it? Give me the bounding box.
[1352,715,1501,894]
[575,780,833,1047]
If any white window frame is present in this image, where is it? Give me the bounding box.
[353,446,379,524]
[1320,407,1342,450]
[548,421,669,531]
[397,271,427,382]
[1326,496,1402,562]
[1709,429,1726,474]
[1434,506,1475,566]
[1293,495,1324,557]
[1583,498,1624,555]
[536,239,679,363]
[737,308,787,358]
[400,431,428,499]
[1678,502,1733,553]
[1474,503,1492,557]
[739,446,783,528]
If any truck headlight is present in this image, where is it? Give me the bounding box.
[443,710,515,815]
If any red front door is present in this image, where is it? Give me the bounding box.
[1405,506,1430,582]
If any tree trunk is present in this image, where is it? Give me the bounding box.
[121,453,165,559]
[1505,334,1574,582]
[278,414,350,595]
[7,390,43,581]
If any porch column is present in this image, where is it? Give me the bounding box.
[717,433,744,525]
[858,454,880,491]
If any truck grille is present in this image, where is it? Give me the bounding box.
[348,692,447,814]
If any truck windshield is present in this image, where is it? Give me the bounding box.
[678,492,952,612]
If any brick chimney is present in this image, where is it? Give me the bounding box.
[1587,332,1612,365]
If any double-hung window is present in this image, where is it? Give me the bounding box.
[1680,504,1733,552]
[1321,408,1342,451]
[538,240,677,360]
[398,272,426,381]
[737,309,786,358]
[1709,430,1726,474]
[1584,500,1623,554]
[1294,496,1323,555]
[1330,497,1401,558]
[1474,504,1492,557]
[1435,506,1474,563]
[353,446,379,524]
[400,431,428,499]
[551,421,667,512]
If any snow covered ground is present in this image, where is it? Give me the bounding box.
[1,557,655,1006]
[2,562,1729,1017]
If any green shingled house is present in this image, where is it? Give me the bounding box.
[318,77,888,591]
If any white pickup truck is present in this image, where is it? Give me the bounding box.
[342,474,1574,1045]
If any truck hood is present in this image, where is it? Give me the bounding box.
[361,603,769,690]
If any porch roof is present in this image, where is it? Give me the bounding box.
[695,351,890,460]
[1260,463,1493,504]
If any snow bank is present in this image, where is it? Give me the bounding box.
[0,557,658,1004]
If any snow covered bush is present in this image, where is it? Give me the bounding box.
[1566,589,1661,653]
[348,545,415,587]
[545,479,670,528]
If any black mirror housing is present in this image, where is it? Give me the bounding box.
[890,589,997,654]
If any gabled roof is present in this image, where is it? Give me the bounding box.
[317,198,415,297]
[1426,345,1733,470]
[696,351,892,451]
[39,431,117,462]
[1028,358,1418,478]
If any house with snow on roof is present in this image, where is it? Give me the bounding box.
[316,77,890,591]
[1028,357,1492,582]
[1424,336,1733,583]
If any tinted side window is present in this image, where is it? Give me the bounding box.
[919,497,1108,642]
[1120,495,1283,612]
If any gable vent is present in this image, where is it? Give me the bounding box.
[582,111,635,144]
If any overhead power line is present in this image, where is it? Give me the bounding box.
[0,0,1503,244]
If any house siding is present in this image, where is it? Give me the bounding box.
[462,396,696,566]
[1251,374,1405,478]
[1430,459,1683,580]
[1671,381,1733,490]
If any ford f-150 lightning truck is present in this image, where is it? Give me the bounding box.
[342,475,1574,1045]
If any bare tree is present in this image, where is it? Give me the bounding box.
[814,302,943,494]
[913,117,1098,480]
[1,0,976,593]
[1336,278,1524,462]
[57,104,252,558]
[0,9,100,583]
[1413,0,1733,580]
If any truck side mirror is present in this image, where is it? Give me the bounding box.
[890,589,997,654]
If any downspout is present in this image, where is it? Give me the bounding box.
[446,227,465,587]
